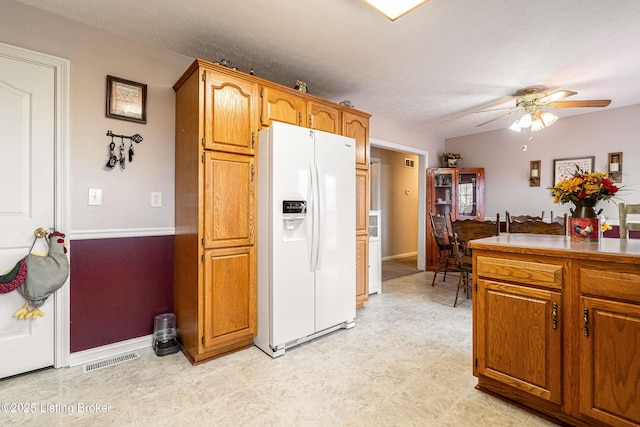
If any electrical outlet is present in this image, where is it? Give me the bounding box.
[88,188,102,206]
[151,192,162,207]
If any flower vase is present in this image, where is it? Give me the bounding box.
[569,199,599,242]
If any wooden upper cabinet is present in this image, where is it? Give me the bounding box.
[261,86,307,128]
[204,70,259,155]
[203,151,255,249]
[308,101,342,134]
[343,111,369,169]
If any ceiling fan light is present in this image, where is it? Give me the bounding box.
[363,0,429,20]
[509,120,522,132]
[518,113,532,128]
[540,111,558,127]
[531,118,546,132]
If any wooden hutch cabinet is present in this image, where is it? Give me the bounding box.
[426,167,484,270]
[173,59,371,363]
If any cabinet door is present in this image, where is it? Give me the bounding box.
[202,246,256,350]
[426,168,455,269]
[477,280,563,405]
[455,168,484,220]
[356,168,369,237]
[580,297,640,426]
[368,239,382,294]
[343,111,369,169]
[203,151,255,248]
[309,101,341,134]
[261,86,306,127]
[204,70,259,155]
[356,235,369,309]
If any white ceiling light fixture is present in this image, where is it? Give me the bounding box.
[363,0,429,21]
[509,108,558,133]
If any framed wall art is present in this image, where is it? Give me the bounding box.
[106,75,147,124]
[553,156,595,185]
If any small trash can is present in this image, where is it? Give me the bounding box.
[153,313,179,356]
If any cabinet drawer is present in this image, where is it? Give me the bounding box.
[476,256,563,290]
[580,268,640,304]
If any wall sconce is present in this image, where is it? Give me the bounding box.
[608,152,622,183]
[529,160,541,187]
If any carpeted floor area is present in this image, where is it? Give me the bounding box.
[381,255,420,281]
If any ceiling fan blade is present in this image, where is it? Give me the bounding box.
[539,90,577,103]
[475,106,518,113]
[546,100,611,108]
[476,111,516,127]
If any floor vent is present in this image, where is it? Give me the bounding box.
[81,351,141,373]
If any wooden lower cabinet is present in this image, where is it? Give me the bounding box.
[355,235,369,309]
[579,266,640,427]
[477,280,562,405]
[201,246,256,354]
[472,235,640,427]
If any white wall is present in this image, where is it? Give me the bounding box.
[0,0,193,237]
[445,105,640,224]
[370,115,443,167]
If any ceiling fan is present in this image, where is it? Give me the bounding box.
[476,87,612,131]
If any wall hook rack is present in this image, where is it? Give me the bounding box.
[105,130,143,170]
[106,130,143,143]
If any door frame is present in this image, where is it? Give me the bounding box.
[0,42,70,369]
[369,137,428,271]
[369,157,381,211]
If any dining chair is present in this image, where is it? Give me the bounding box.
[449,214,500,307]
[508,213,568,235]
[619,203,640,239]
[505,211,545,233]
[429,213,458,286]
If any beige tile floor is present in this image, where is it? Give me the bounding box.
[0,271,559,426]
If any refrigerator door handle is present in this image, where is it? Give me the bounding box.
[308,163,317,272]
[314,162,322,271]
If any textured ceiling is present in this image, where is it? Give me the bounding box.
[15,0,640,139]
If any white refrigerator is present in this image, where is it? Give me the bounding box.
[254,121,356,358]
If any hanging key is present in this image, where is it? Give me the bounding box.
[128,140,135,162]
[119,138,126,169]
[106,141,118,168]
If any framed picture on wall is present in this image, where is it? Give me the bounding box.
[106,75,147,124]
[553,156,595,185]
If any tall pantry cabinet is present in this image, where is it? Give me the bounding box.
[173,59,371,363]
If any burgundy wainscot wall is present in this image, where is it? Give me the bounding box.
[69,235,174,353]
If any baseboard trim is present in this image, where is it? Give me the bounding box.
[68,335,153,367]
[382,252,418,262]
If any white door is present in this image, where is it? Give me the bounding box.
[0,52,57,378]
[314,130,356,331]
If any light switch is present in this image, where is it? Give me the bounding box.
[151,192,162,207]
[88,188,102,206]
